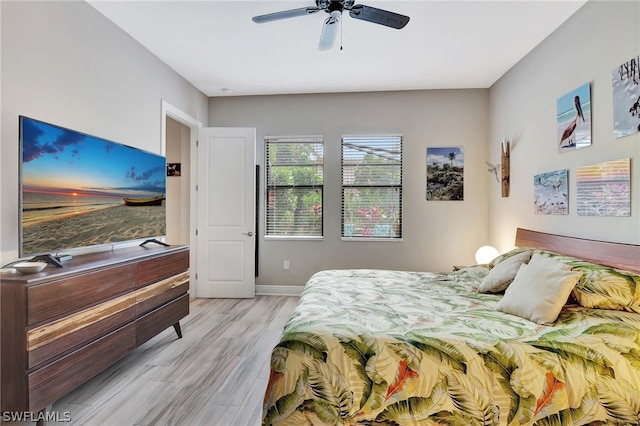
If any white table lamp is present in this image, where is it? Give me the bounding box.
[475,245,500,264]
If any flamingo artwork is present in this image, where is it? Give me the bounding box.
[559,95,584,148]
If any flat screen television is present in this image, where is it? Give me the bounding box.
[19,116,167,258]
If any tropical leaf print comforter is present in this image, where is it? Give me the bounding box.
[262,268,640,425]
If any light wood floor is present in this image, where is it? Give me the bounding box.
[18,296,299,426]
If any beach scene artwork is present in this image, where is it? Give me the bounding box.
[426,147,463,201]
[576,158,630,217]
[534,169,568,215]
[557,82,591,152]
[612,55,640,138]
[20,117,166,256]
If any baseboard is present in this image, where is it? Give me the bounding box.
[255,285,304,296]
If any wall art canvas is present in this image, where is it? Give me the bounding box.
[557,82,592,152]
[534,169,568,215]
[612,55,640,138]
[167,163,181,176]
[426,147,463,201]
[576,158,630,216]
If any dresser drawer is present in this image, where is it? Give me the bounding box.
[28,323,135,411]
[27,264,135,325]
[135,271,189,316]
[27,292,137,368]
[136,293,189,346]
[135,250,189,287]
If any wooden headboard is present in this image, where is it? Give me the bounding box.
[515,228,640,274]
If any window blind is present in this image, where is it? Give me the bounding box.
[341,135,402,239]
[265,136,324,237]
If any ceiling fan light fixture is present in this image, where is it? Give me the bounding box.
[319,10,341,50]
[251,0,410,50]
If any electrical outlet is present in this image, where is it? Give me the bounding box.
[283,260,290,270]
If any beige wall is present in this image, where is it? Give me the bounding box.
[0,1,208,264]
[488,0,640,251]
[210,90,490,286]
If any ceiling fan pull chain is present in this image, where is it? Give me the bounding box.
[340,14,344,50]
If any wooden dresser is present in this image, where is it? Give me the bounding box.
[0,245,189,415]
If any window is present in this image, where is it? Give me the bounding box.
[342,135,402,239]
[265,136,324,237]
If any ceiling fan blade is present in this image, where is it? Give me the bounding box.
[252,7,320,24]
[348,4,410,29]
[319,10,341,51]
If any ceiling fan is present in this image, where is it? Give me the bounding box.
[252,0,410,51]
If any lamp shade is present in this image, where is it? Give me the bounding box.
[475,245,500,264]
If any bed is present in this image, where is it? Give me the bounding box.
[262,229,640,425]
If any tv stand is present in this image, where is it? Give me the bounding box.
[30,254,63,267]
[1,245,189,417]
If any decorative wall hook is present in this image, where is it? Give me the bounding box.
[485,161,500,183]
[501,140,510,197]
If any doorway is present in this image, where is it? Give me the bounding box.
[161,100,201,297]
[165,117,190,246]
[162,103,257,298]
[195,127,256,298]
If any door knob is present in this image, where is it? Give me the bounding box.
[242,231,253,237]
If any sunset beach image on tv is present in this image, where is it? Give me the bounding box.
[19,116,166,257]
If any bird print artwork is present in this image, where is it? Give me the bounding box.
[557,83,591,152]
[534,169,568,215]
[559,95,584,148]
[612,55,640,138]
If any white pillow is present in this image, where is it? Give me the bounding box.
[496,253,582,325]
[478,249,532,293]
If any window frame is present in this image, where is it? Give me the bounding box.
[264,135,324,240]
[341,134,403,241]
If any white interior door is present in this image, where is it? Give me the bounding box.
[196,127,256,298]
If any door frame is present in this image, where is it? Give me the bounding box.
[161,100,202,298]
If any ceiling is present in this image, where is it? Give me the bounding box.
[87,0,588,97]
